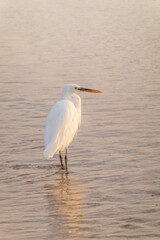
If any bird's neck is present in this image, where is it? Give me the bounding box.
[64,93,81,125]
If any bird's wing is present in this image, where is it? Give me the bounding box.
[44,99,79,159]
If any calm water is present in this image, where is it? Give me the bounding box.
[0,0,160,239]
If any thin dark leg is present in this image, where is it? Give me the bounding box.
[65,147,68,171]
[59,151,64,169]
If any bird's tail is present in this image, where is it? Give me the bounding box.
[43,141,58,159]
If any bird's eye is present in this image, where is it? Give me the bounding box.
[75,87,79,90]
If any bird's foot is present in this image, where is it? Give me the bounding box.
[60,164,64,169]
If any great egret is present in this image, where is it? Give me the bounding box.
[44,84,102,171]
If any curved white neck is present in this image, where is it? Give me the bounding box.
[63,93,81,125]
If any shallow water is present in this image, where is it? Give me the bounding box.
[0,0,160,239]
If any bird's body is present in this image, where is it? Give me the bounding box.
[44,84,102,171]
[44,99,80,158]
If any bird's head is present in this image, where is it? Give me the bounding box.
[62,84,102,98]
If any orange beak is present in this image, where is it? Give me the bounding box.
[76,87,103,93]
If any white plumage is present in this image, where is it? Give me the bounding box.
[44,83,102,171]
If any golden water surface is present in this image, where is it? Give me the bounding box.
[0,0,160,239]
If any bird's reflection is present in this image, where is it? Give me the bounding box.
[45,172,88,239]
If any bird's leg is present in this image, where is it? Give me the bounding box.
[59,151,64,169]
[65,147,68,172]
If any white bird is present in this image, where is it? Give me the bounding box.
[44,84,102,171]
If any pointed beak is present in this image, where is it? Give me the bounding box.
[75,87,103,93]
